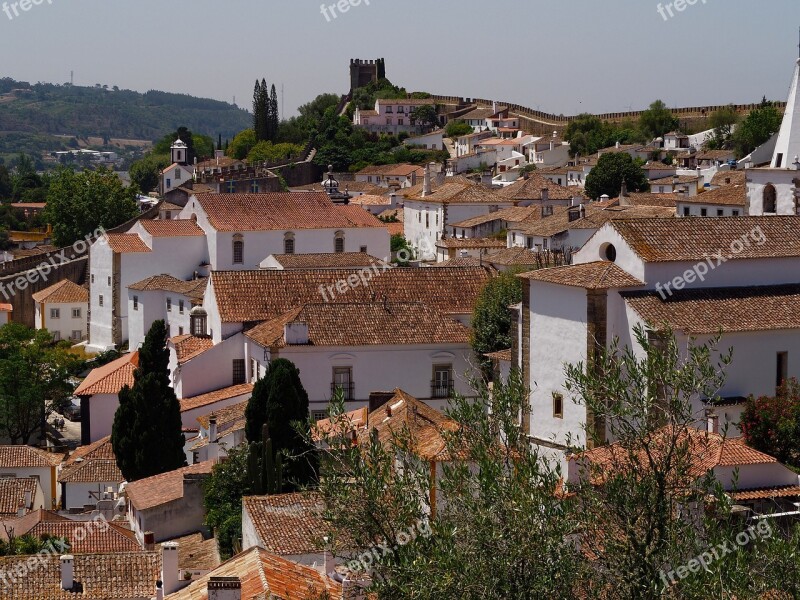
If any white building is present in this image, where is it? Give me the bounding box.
[0,446,62,510]
[354,164,423,188]
[160,140,193,196]
[353,98,438,135]
[32,279,88,343]
[57,436,124,511]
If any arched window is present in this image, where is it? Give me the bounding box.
[334,231,345,253]
[232,234,244,264]
[763,184,777,214]
[284,232,295,255]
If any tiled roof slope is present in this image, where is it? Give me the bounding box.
[58,436,123,485]
[180,384,253,413]
[192,193,386,231]
[196,401,248,431]
[0,478,38,516]
[610,217,800,262]
[74,352,138,396]
[210,266,493,323]
[498,174,582,202]
[128,275,207,301]
[172,532,221,572]
[125,461,213,511]
[0,445,63,468]
[519,262,645,290]
[623,284,800,334]
[139,219,204,237]
[243,492,325,555]
[268,252,389,269]
[678,184,746,206]
[166,546,342,600]
[171,335,214,365]
[32,280,88,304]
[449,206,539,228]
[26,521,141,553]
[245,302,470,348]
[407,182,510,204]
[102,234,151,254]
[0,551,160,599]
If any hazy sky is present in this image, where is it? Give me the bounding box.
[1,0,798,117]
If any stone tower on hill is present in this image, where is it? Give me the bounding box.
[350,58,385,91]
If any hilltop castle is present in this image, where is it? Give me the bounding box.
[349,58,385,90]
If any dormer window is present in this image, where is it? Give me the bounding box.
[190,307,209,338]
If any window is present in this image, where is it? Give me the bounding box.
[166,178,171,189]
[166,298,172,312]
[250,181,260,193]
[553,392,564,419]
[107,276,111,286]
[165,211,172,220]
[91,274,94,284]
[700,208,707,217]
[52,331,61,342]
[50,308,60,319]
[233,235,244,264]
[284,233,295,255]
[717,209,724,216]
[386,118,392,125]
[334,231,345,253]
[602,243,617,262]
[432,365,453,398]
[425,213,429,228]
[776,153,784,168]
[385,106,393,113]
[99,295,103,307]
[226,181,236,193]
[360,246,367,253]
[174,168,181,179]
[332,367,353,400]
[398,118,404,126]
[763,184,777,213]
[777,352,788,389]
[133,296,138,311]
[683,207,690,216]
[732,210,740,216]
[178,327,184,335]
[179,300,184,314]
[312,410,327,421]
[72,308,81,318]
[232,359,246,385]
[71,330,82,341]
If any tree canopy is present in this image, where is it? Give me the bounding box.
[732,101,783,159]
[111,320,186,482]
[740,378,800,468]
[470,270,523,376]
[639,99,680,140]
[584,151,649,200]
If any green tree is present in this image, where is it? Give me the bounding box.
[0,165,11,200]
[565,114,644,158]
[44,167,138,247]
[203,443,250,559]
[585,152,649,200]
[445,121,474,138]
[246,141,303,164]
[129,153,170,194]
[638,100,679,140]
[0,324,81,444]
[268,84,280,142]
[706,105,739,149]
[732,103,783,159]
[253,80,271,142]
[740,378,800,468]
[111,320,186,482]
[227,129,258,160]
[470,270,523,376]
[244,358,315,490]
[410,104,439,131]
[153,127,200,163]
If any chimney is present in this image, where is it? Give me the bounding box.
[541,188,549,204]
[60,555,74,591]
[615,141,620,149]
[580,204,586,219]
[284,322,309,345]
[707,413,719,434]
[435,169,445,186]
[208,416,219,462]
[208,577,242,600]
[161,542,180,596]
[144,531,155,552]
[492,100,497,114]
[155,581,164,600]
[620,180,628,198]
[16,502,25,517]
[422,164,432,197]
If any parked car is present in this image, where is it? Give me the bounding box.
[63,404,81,422]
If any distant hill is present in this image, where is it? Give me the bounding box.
[0,77,252,146]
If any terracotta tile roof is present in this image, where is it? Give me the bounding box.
[621,193,679,207]
[267,252,389,270]
[171,532,221,572]
[435,237,506,250]
[171,335,215,365]
[125,461,213,511]
[0,509,67,541]
[642,161,675,170]
[243,492,326,555]
[449,206,539,229]
[32,280,89,304]
[165,546,342,600]
[74,352,138,396]
[375,98,436,106]
[357,163,423,178]
[59,437,123,484]
[192,192,386,232]
[209,266,493,323]
[569,205,676,229]
[0,445,63,468]
[678,184,746,206]
[0,478,38,517]
[458,107,497,120]
[408,182,511,205]
[245,302,470,348]
[429,257,484,268]
[292,181,384,195]
[313,407,368,440]
[519,262,645,289]
[573,427,777,486]
[180,384,254,413]
[196,156,243,170]
[623,284,800,334]
[398,175,476,199]
[128,275,207,301]
[159,201,184,211]
[27,520,141,553]
[103,233,151,254]
[485,348,512,361]
[0,551,160,599]
[485,247,549,267]
[348,194,392,206]
[387,222,404,236]
[730,485,800,501]
[196,400,248,431]
[610,216,800,262]
[651,175,700,185]
[139,219,204,237]
[498,174,582,202]
[710,170,746,187]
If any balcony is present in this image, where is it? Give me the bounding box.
[331,382,355,402]
[430,380,454,399]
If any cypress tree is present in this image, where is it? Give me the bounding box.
[112,320,186,482]
[268,84,279,142]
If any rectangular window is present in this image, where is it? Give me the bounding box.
[107,276,111,286]
[226,181,236,193]
[166,298,172,312]
[99,295,103,307]
[178,327,184,336]
[133,296,138,311]
[52,331,61,342]
[700,208,707,217]
[72,308,81,318]
[553,392,564,418]
[179,300,184,314]
[717,209,724,216]
[776,153,784,168]
[398,118,404,126]
[332,367,353,401]
[50,308,60,319]
[165,211,172,220]
[232,359,246,385]
[732,210,740,216]
[360,246,367,253]
[777,352,789,389]
[683,207,690,216]
[432,365,453,398]
[91,274,95,284]
[312,410,327,421]
[233,240,244,264]
[71,330,82,341]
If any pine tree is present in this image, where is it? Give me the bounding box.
[111,320,186,482]
[253,79,270,142]
[244,359,316,489]
[268,84,279,142]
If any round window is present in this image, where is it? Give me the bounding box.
[603,243,617,262]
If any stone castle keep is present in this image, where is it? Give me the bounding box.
[349,58,385,90]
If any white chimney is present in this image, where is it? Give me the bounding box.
[492,101,497,114]
[615,141,620,149]
[541,188,549,204]
[208,577,242,600]
[284,322,309,345]
[23,490,31,507]
[208,416,219,462]
[161,542,180,595]
[60,555,74,590]
[155,581,164,600]
[422,164,432,197]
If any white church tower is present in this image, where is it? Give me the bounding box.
[171,138,189,166]
[159,139,193,196]
[746,55,800,215]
